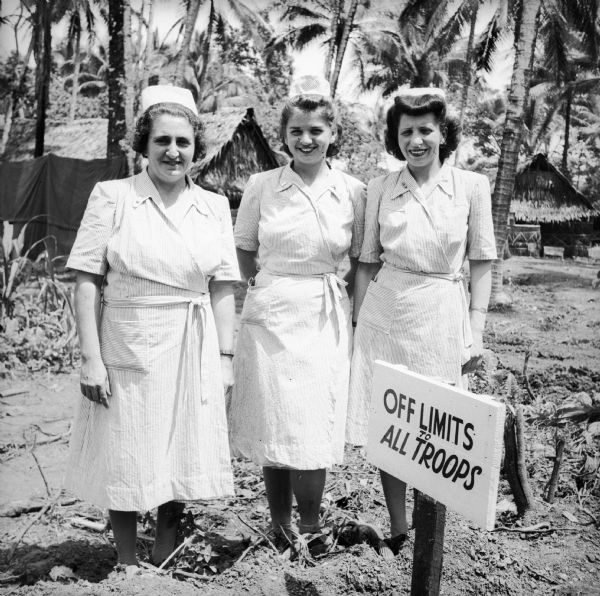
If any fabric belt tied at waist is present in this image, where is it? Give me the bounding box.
[103,293,211,403]
[260,269,348,342]
[382,262,473,352]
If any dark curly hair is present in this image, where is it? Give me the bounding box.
[384,93,461,163]
[132,102,206,162]
[279,95,342,158]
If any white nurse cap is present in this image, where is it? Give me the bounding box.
[140,85,199,115]
[289,74,331,99]
[397,87,446,100]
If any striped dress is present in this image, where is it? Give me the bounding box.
[229,165,365,469]
[346,164,497,445]
[65,170,240,511]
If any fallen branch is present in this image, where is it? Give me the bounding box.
[172,569,211,581]
[524,563,559,585]
[235,514,279,555]
[494,522,553,534]
[235,537,264,564]
[158,534,195,570]
[7,496,58,562]
[1,431,71,460]
[0,497,77,518]
[69,516,107,532]
[30,449,51,498]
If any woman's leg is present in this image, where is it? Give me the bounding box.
[152,501,185,566]
[108,510,138,565]
[263,466,293,531]
[379,469,409,536]
[291,469,326,533]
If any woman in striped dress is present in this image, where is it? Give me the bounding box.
[229,75,365,547]
[346,88,497,558]
[66,85,239,571]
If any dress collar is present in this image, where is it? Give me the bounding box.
[132,169,208,215]
[390,162,453,199]
[277,163,343,200]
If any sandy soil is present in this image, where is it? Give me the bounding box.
[1,256,599,595]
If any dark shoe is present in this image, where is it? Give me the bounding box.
[376,534,407,560]
[266,525,293,553]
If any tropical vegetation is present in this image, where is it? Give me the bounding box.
[0,0,599,302]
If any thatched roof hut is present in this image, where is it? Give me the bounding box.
[512,153,597,223]
[3,109,281,207]
[190,106,283,206]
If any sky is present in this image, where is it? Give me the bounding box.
[0,0,513,104]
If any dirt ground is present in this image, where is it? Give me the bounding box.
[1,256,599,596]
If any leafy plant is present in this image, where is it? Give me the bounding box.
[0,219,77,375]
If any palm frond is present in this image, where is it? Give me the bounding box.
[281,3,329,23]
[474,13,503,73]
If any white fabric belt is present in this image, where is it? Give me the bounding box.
[259,270,348,342]
[381,262,473,351]
[103,294,211,450]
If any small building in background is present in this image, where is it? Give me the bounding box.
[0,108,280,254]
[509,153,599,258]
[190,106,284,209]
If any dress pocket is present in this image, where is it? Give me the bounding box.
[358,280,395,335]
[101,318,149,373]
[240,285,272,327]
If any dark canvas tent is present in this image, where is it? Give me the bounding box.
[510,153,599,257]
[1,109,279,254]
[0,153,128,255]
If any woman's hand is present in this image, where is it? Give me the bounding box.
[461,329,484,375]
[220,355,234,395]
[80,356,111,408]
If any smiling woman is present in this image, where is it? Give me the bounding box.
[346,87,497,559]
[64,85,240,574]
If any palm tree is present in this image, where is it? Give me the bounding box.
[490,0,543,305]
[175,0,269,94]
[363,0,480,94]
[270,0,373,97]
[61,0,96,122]
[107,0,127,159]
[530,0,600,176]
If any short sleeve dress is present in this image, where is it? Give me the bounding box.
[65,169,240,511]
[346,164,497,445]
[229,164,366,469]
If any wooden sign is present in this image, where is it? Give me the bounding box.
[366,361,505,531]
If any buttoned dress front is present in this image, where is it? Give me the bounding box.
[65,169,240,510]
[230,165,365,469]
[346,164,497,445]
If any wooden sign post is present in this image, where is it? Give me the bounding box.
[366,361,505,594]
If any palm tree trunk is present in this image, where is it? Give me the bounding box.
[561,87,573,177]
[34,0,54,158]
[454,0,478,165]
[1,39,33,157]
[0,96,14,157]
[69,25,81,123]
[176,0,202,85]
[330,0,359,97]
[325,0,342,81]
[196,0,215,93]
[124,1,135,173]
[107,0,127,159]
[142,0,155,89]
[490,0,542,305]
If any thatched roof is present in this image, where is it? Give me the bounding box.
[189,107,282,203]
[2,118,110,161]
[2,109,281,204]
[512,153,597,223]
